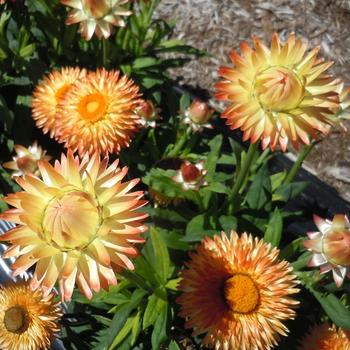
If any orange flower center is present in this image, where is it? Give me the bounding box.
[323,230,350,266]
[255,66,304,112]
[4,306,28,333]
[78,92,107,123]
[55,84,71,102]
[42,191,100,250]
[224,274,260,314]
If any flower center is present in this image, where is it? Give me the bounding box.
[78,92,107,122]
[55,84,71,102]
[224,274,260,314]
[42,191,100,250]
[181,164,201,182]
[4,306,28,334]
[16,156,37,174]
[83,0,109,19]
[323,230,350,266]
[255,66,304,112]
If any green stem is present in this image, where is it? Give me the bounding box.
[227,142,258,214]
[167,129,190,158]
[284,143,315,185]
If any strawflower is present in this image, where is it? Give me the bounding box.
[172,160,207,190]
[298,323,350,350]
[0,151,148,301]
[304,214,350,287]
[135,99,160,128]
[3,142,51,177]
[32,67,87,138]
[177,231,299,350]
[55,68,142,156]
[62,0,132,40]
[215,33,344,151]
[0,282,62,350]
[183,100,214,132]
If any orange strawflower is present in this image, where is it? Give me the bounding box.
[3,142,51,177]
[177,232,299,350]
[215,33,344,151]
[0,282,62,350]
[32,67,87,138]
[0,151,148,301]
[304,214,350,287]
[55,68,142,156]
[298,323,350,350]
[62,0,132,40]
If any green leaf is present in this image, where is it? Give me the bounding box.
[264,208,283,247]
[131,311,141,346]
[179,92,190,111]
[93,289,146,350]
[206,135,223,178]
[109,315,135,350]
[290,252,310,270]
[310,289,350,329]
[279,238,304,260]
[270,172,286,192]
[151,304,168,350]
[150,227,170,283]
[132,57,159,69]
[184,214,214,242]
[169,341,181,350]
[205,182,228,194]
[246,164,271,209]
[143,293,167,329]
[219,215,237,232]
[273,182,308,202]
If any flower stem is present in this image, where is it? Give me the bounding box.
[167,129,190,157]
[284,143,315,185]
[227,142,258,214]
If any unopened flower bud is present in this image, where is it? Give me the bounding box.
[186,100,214,124]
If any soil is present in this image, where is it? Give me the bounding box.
[156,0,350,203]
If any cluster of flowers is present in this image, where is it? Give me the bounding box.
[0,0,350,348]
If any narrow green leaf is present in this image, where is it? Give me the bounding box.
[310,289,350,330]
[273,182,308,202]
[150,227,170,283]
[151,304,168,350]
[206,135,223,178]
[109,315,135,350]
[246,164,271,209]
[143,293,167,329]
[169,341,181,350]
[219,215,237,232]
[264,208,283,247]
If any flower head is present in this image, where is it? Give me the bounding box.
[32,67,87,138]
[172,160,207,190]
[215,33,343,151]
[298,323,350,350]
[62,0,132,40]
[0,151,148,301]
[3,142,51,177]
[304,214,350,287]
[135,99,160,128]
[177,232,299,350]
[183,100,214,132]
[0,282,62,350]
[55,68,142,156]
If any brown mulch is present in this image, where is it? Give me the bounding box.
[156,0,350,203]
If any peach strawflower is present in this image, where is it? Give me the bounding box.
[183,100,214,132]
[3,142,51,177]
[0,282,62,350]
[172,160,207,190]
[215,33,344,151]
[177,232,299,350]
[61,0,132,40]
[32,67,87,138]
[298,323,350,350]
[304,214,350,287]
[135,100,160,128]
[55,68,142,156]
[0,151,148,301]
